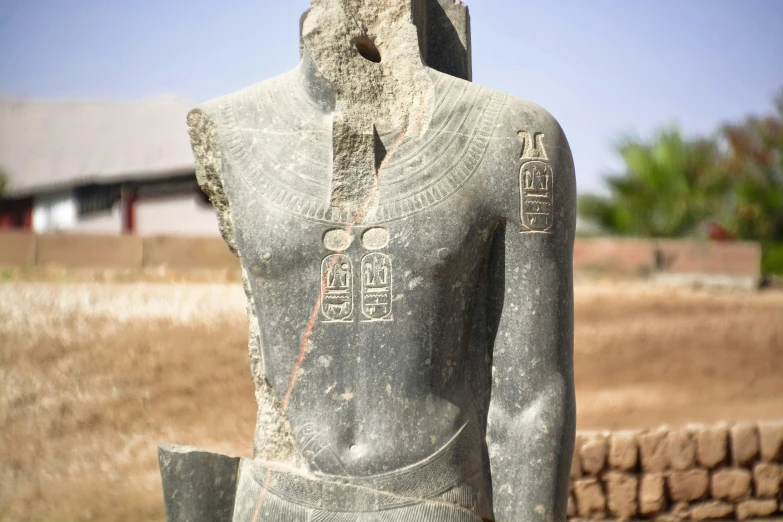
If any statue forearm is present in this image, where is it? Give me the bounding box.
[488,375,576,522]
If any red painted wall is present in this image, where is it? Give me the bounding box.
[0,198,33,230]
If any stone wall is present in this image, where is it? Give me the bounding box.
[569,421,783,520]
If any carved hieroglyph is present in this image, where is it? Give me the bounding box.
[518,131,554,233]
[320,228,394,324]
[321,254,353,322]
[361,252,393,321]
[520,161,554,232]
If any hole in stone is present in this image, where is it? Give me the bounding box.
[354,36,381,63]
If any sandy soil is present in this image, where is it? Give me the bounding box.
[0,281,781,521]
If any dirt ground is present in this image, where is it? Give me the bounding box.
[0,281,781,521]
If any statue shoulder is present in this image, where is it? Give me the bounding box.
[196,72,293,127]
[498,93,572,161]
[184,77,282,218]
[185,69,303,181]
[477,89,575,234]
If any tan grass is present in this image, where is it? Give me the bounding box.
[1,282,782,521]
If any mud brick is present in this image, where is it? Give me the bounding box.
[667,468,709,502]
[697,424,728,469]
[604,472,638,520]
[571,434,584,480]
[609,430,639,472]
[570,450,582,480]
[670,500,691,520]
[639,427,670,472]
[711,468,752,502]
[688,500,734,521]
[753,462,782,498]
[639,473,666,515]
[567,492,575,518]
[735,499,778,520]
[730,423,760,467]
[580,434,608,476]
[574,477,606,519]
[652,515,684,522]
[668,427,697,471]
[759,421,783,462]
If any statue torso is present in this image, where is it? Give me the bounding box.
[203,69,542,479]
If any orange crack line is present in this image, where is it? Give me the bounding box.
[281,81,438,410]
[251,469,272,522]
[281,133,399,410]
[254,77,442,520]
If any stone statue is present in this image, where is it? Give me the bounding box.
[159,1,576,520]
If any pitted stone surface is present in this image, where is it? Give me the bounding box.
[302,0,436,139]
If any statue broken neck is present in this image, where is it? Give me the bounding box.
[299,0,437,219]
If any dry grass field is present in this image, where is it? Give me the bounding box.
[1,281,782,521]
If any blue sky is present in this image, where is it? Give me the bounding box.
[1,0,782,193]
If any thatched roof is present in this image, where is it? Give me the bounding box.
[0,95,196,197]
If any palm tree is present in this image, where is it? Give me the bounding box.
[579,128,726,238]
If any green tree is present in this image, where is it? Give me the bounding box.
[0,167,7,196]
[719,92,783,275]
[578,128,726,237]
[721,94,783,244]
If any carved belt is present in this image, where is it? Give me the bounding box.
[234,422,492,518]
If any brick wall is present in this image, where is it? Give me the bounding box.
[36,234,144,268]
[142,236,236,269]
[0,234,763,284]
[572,239,761,282]
[0,233,239,270]
[573,238,654,276]
[0,232,35,266]
[569,421,783,520]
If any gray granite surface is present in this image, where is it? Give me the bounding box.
[161,1,576,520]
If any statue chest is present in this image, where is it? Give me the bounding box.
[212,77,508,308]
[233,185,495,293]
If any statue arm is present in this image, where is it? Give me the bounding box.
[486,114,576,521]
